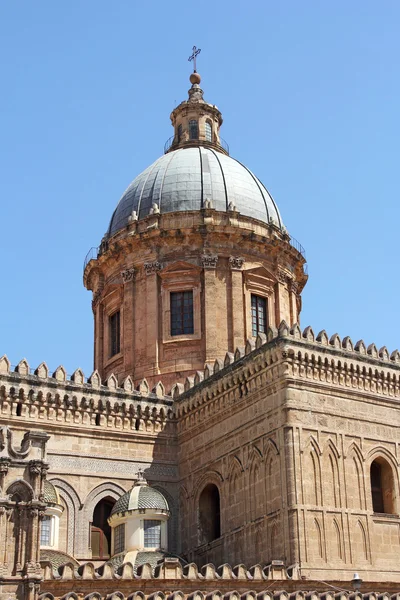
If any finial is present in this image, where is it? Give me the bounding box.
[188,46,201,85]
[135,468,147,485]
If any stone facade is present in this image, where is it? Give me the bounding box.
[2,68,399,600]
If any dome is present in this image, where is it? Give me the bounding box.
[107,147,283,238]
[43,481,60,505]
[110,485,169,517]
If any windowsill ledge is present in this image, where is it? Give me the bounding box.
[163,333,201,344]
[105,352,123,368]
[372,512,400,520]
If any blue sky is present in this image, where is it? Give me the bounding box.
[1,1,399,376]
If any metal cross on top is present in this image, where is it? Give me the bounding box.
[188,45,201,72]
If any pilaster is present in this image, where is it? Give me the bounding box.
[202,255,219,363]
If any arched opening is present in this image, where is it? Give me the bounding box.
[370,458,396,514]
[205,120,212,142]
[91,497,115,559]
[189,120,198,140]
[177,124,182,142]
[198,483,220,544]
[16,403,23,416]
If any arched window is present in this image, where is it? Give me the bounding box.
[370,458,395,514]
[91,497,115,559]
[205,121,212,142]
[198,483,220,544]
[177,124,182,142]
[189,120,198,140]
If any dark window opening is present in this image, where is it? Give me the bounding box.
[205,121,212,142]
[371,459,395,514]
[16,403,22,417]
[189,120,198,140]
[177,124,183,142]
[109,311,121,357]
[198,483,221,544]
[251,294,267,336]
[170,291,194,336]
[135,419,140,431]
[91,497,115,559]
[144,520,161,548]
[95,413,101,426]
[114,523,125,554]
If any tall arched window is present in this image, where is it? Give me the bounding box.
[91,497,115,559]
[177,124,182,142]
[205,121,212,142]
[198,483,220,544]
[370,458,395,514]
[189,120,198,140]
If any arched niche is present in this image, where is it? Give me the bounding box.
[198,483,221,545]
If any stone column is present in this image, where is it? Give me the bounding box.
[121,268,136,379]
[229,256,245,350]
[144,261,162,379]
[202,255,219,364]
[93,296,104,376]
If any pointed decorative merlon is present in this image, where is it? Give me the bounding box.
[122,375,134,392]
[391,350,400,364]
[245,339,256,355]
[342,336,354,351]
[71,368,84,384]
[329,333,341,349]
[224,352,234,367]
[267,326,278,342]
[233,564,248,579]
[35,361,49,378]
[53,365,67,382]
[367,343,378,358]
[0,355,10,374]
[354,340,366,354]
[201,563,217,579]
[316,330,329,345]
[194,371,204,385]
[88,370,101,388]
[184,377,195,392]
[204,363,213,379]
[302,326,315,342]
[256,333,267,348]
[290,323,302,339]
[153,381,165,398]
[278,320,290,337]
[138,379,149,395]
[379,346,390,361]
[15,358,29,376]
[106,373,118,390]
[171,383,184,399]
[234,347,245,361]
[213,358,224,374]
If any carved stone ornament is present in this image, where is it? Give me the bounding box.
[144,261,162,276]
[289,280,299,293]
[121,268,136,283]
[0,458,10,474]
[277,268,289,284]
[29,460,42,475]
[201,254,218,268]
[229,256,245,270]
[92,289,102,309]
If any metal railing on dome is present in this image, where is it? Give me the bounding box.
[83,246,99,272]
[289,236,306,259]
[164,135,229,155]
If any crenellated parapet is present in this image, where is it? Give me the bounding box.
[0,356,173,434]
[38,557,400,599]
[173,322,400,428]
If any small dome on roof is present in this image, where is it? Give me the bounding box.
[43,481,60,505]
[110,479,169,517]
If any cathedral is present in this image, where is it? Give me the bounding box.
[1,58,400,600]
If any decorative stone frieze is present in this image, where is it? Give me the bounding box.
[121,268,136,283]
[201,254,218,268]
[229,256,245,269]
[144,261,162,275]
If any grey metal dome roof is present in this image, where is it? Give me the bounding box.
[107,147,283,237]
[43,481,60,505]
[110,485,169,517]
